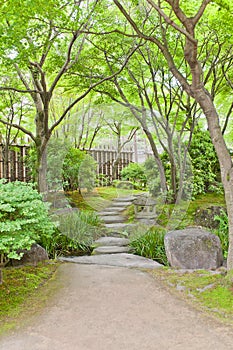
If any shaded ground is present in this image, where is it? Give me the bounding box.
[0,263,233,350]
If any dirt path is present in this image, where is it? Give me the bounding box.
[0,263,233,350]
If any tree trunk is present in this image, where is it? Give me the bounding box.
[142,127,168,197]
[0,267,2,285]
[194,88,233,270]
[35,141,48,194]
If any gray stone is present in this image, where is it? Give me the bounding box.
[11,244,49,266]
[113,196,136,202]
[111,202,132,207]
[97,211,120,216]
[164,228,223,270]
[100,215,126,224]
[59,253,163,269]
[94,237,130,247]
[92,246,132,255]
[104,223,134,231]
[103,207,125,212]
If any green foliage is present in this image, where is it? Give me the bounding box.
[0,180,55,261]
[120,163,147,189]
[46,210,102,257]
[189,131,221,198]
[112,180,134,189]
[62,148,96,192]
[130,226,168,265]
[46,138,71,191]
[144,157,161,196]
[214,210,229,259]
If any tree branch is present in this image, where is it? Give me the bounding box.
[49,44,140,135]
[0,119,36,143]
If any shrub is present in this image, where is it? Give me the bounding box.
[130,225,168,265]
[189,131,221,197]
[121,163,147,189]
[47,209,102,257]
[0,180,55,283]
[62,148,96,192]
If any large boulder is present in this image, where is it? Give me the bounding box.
[164,227,223,270]
[11,244,49,267]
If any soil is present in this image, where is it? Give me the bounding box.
[0,263,233,350]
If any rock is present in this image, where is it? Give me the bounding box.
[93,237,130,247]
[164,228,223,270]
[100,215,126,224]
[113,196,136,202]
[59,253,163,269]
[92,246,132,255]
[11,244,49,266]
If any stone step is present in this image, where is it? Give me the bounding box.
[93,237,130,247]
[59,253,163,269]
[92,245,132,255]
[98,211,120,216]
[111,202,133,207]
[102,207,126,212]
[113,196,136,202]
[104,223,132,231]
[100,215,126,224]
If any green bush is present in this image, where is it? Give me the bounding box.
[47,209,102,257]
[121,163,147,189]
[62,148,96,192]
[130,226,168,265]
[189,131,221,197]
[214,210,229,259]
[0,180,55,261]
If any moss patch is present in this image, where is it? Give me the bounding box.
[0,262,60,336]
[150,268,233,324]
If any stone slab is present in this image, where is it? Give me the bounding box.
[113,197,136,202]
[111,202,133,207]
[104,223,133,231]
[93,237,130,247]
[59,253,163,269]
[100,215,126,224]
[102,207,125,212]
[92,246,131,255]
[98,211,120,216]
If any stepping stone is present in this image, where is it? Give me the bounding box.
[101,215,126,224]
[94,237,130,247]
[104,223,132,230]
[92,246,131,255]
[111,202,132,207]
[102,207,125,212]
[113,196,136,202]
[59,253,163,269]
[98,211,120,216]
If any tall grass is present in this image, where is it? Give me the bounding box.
[130,225,168,265]
[40,210,102,258]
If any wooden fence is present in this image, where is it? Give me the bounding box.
[0,144,31,183]
[0,144,133,184]
[89,145,133,184]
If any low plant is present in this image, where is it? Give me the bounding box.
[0,180,55,283]
[214,209,229,259]
[130,226,168,265]
[47,210,102,257]
[121,163,147,190]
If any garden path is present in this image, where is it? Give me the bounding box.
[0,263,233,350]
[61,195,162,268]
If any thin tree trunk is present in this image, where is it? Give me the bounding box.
[142,127,168,197]
[195,88,233,270]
